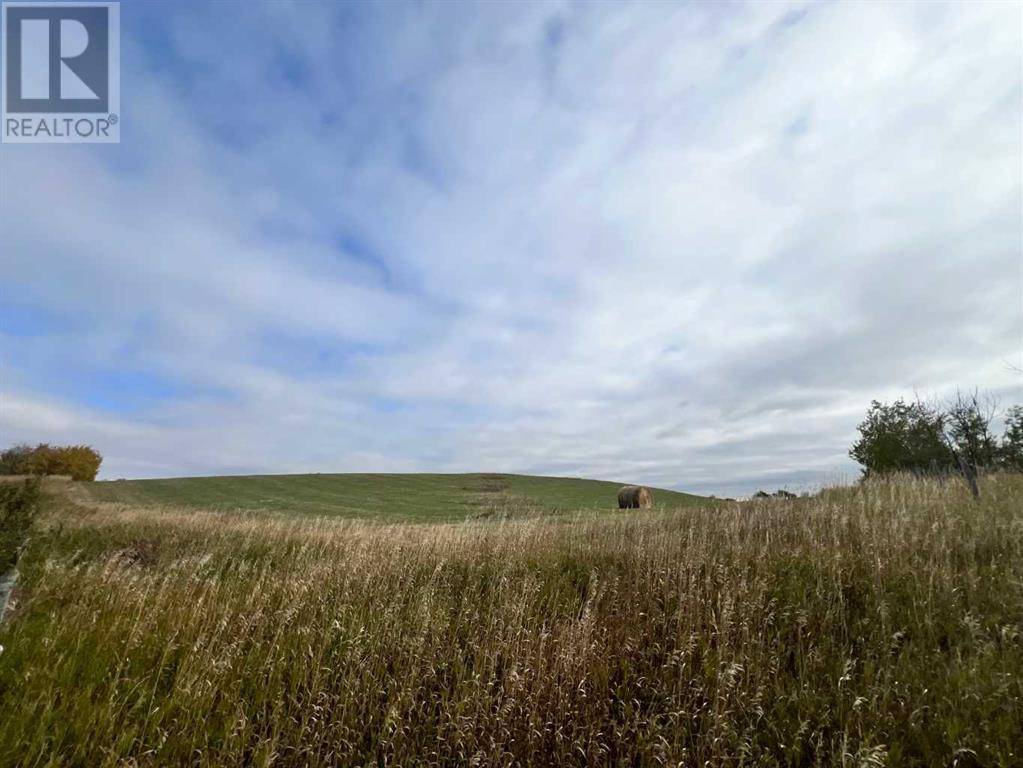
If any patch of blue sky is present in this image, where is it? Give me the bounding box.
[23,362,221,416]
[333,231,397,289]
[0,300,72,338]
[786,111,811,137]
[400,128,451,193]
[251,330,376,377]
[774,8,810,33]
[272,45,311,91]
[75,370,201,413]
[131,4,197,69]
[369,397,407,415]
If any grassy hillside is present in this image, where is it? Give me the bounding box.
[81,472,706,522]
[2,474,1020,765]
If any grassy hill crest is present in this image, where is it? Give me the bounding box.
[82,472,707,522]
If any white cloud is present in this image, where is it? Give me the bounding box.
[1,0,1019,496]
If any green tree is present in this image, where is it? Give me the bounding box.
[945,391,998,470]
[1000,405,1023,471]
[849,399,952,476]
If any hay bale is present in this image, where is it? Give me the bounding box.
[617,485,653,509]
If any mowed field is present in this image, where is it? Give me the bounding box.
[81,472,707,522]
[0,473,1020,766]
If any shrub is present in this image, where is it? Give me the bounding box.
[54,445,103,481]
[0,444,102,481]
[0,478,40,572]
[0,445,33,476]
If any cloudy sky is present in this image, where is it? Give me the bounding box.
[1,0,1020,496]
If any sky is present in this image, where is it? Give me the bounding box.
[1,0,1021,497]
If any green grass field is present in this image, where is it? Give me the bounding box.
[80,472,707,522]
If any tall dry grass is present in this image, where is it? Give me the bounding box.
[0,474,1020,766]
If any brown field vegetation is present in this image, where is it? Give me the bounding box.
[0,474,1020,766]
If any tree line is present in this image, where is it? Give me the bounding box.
[850,392,1022,481]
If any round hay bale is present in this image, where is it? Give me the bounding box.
[617,485,653,509]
